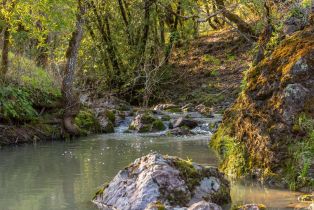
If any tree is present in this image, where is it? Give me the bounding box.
[215,0,256,39]
[0,0,16,78]
[61,0,85,136]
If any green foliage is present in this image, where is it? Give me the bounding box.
[105,110,116,124]
[6,52,60,97]
[203,55,221,66]
[0,85,38,121]
[284,114,314,190]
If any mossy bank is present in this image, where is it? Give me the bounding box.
[211,26,314,191]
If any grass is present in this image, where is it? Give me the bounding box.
[4,51,60,97]
[284,113,314,190]
[202,54,221,66]
[0,51,61,122]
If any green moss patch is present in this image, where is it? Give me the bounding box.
[152,119,166,131]
[75,108,101,135]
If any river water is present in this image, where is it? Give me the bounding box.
[0,112,307,210]
[0,134,305,210]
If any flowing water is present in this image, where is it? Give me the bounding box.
[0,113,308,210]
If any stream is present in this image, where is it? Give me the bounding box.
[0,112,306,210]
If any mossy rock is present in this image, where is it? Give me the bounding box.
[173,159,202,192]
[147,201,166,210]
[152,119,166,131]
[138,125,152,133]
[105,110,116,123]
[103,121,115,133]
[161,115,171,121]
[141,113,156,124]
[232,204,266,210]
[75,108,101,134]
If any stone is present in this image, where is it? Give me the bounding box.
[93,153,230,210]
[195,104,214,117]
[235,204,266,210]
[188,201,222,210]
[298,194,314,202]
[154,104,179,111]
[129,113,157,133]
[182,103,195,112]
[173,117,198,129]
[166,127,195,136]
[282,83,309,123]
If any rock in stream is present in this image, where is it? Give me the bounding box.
[93,153,230,210]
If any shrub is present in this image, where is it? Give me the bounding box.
[0,85,38,122]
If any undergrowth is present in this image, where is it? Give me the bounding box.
[284,113,314,190]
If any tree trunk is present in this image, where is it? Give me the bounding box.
[87,0,121,83]
[215,0,256,39]
[204,1,218,30]
[117,0,133,45]
[1,26,10,78]
[141,0,153,54]
[159,18,165,46]
[35,20,49,69]
[253,1,273,65]
[61,0,85,136]
[165,0,181,63]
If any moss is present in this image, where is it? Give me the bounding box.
[93,183,109,200]
[151,201,166,210]
[105,110,116,123]
[138,124,152,133]
[283,114,314,190]
[165,107,182,113]
[233,204,266,210]
[161,115,171,121]
[210,126,248,178]
[128,124,136,130]
[141,113,156,124]
[165,189,190,206]
[152,119,166,131]
[298,194,314,202]
[173,159,202,192]
[75,108,101,135]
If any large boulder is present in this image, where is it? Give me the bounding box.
[93,153,231,210]
[211,26,314,189]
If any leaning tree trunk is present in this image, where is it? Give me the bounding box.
[61,0,85,136]
[0,26,10,78]
[215,0,256,39]
[253,1,273,65]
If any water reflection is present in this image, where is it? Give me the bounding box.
[0,134,302,210]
